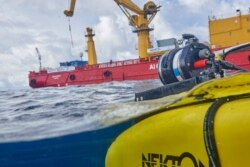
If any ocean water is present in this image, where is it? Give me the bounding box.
[0,80,162,143]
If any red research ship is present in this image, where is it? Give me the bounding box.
[28,2,250,88]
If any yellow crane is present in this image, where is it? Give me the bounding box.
[64,0,98,65]
[64,0,76,17]
[114,0,160,60]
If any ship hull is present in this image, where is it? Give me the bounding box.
[29,59,160,88]
[224,46,250,70]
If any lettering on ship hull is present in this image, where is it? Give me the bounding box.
[149,63,158,70]
[52,75,61,80]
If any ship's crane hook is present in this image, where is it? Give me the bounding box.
[64,0,76,48]
[64,0,97,65]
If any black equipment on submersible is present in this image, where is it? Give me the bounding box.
[135,34,246,101]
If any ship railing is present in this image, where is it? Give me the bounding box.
[209,8,250,21]
[47,66,75,73]
[75,57,159,70]
[98,59,140,68]
[29,69,48,76]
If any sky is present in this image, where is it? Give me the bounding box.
[0,0,249,90]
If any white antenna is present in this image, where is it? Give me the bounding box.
[35,48,42,71]
[79,52,83,61]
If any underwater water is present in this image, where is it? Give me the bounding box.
[0,80,162,143]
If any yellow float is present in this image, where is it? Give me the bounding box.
[106,73,250,167]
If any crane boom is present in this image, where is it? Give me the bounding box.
[64,0,76,17]
[114,0,143,15]
[114,0,160,59]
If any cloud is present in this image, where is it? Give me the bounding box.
[152,14,177,39]
[178,0,210,12]
[94,15,137,62]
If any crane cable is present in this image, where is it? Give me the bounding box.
[68,18,74,48]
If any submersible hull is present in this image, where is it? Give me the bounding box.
[106,73,250,167]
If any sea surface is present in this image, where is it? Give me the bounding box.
[0,80,163,143]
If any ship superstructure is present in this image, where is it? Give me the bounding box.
[209,10,250,70]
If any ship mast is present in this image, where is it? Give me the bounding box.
[85,27,97,65]
[114,0,160,60]
[35,48,42,71]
